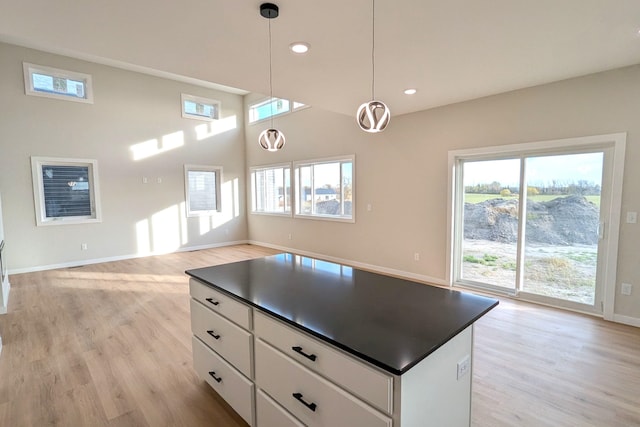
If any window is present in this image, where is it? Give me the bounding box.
[181,93,220,121]
[294,156,354,221]
[184,165,222,217]
[250,164,291,215]
[448,133,625,316]
[23,63,93,103]
[31,157,102,226]
[248,97,307,123]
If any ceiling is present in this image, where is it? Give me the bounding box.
[2,0,640,117]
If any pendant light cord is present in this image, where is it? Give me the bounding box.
[268,17,274,129]
[371,0,376,101]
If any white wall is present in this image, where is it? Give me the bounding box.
[245,67,640,323]
[0,42,248,271]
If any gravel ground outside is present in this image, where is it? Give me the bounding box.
[462,239,597,304]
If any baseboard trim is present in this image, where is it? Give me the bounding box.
[612,314,640,328]
[8,240,250,275]
[248,240,448,287]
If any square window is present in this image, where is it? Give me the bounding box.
[294,156,354,222]
[250,164,292,215]
[184,165,222,216]
[31,157,102,226]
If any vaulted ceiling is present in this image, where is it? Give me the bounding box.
[3,0,640,116]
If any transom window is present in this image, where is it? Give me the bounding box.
[181,94,220,121]
[184,165,222,217]
[23,63,93,103]
[250,164,291,215]
[31,157,102,226]
[294,156,354,222]
[248,97,307,123]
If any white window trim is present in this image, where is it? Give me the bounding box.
[181,93,220,121]
[293,155,355,223]
[248,96,309,125]
[31,156,102,226]
[184,164,223,217]
[446,133,626,320]
[250,162,293,217]
[23,62,94,104]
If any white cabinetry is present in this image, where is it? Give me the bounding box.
[189,277,475,427]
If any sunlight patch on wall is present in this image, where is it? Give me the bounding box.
[180,202,188,245]
[195,116,238,141]
[130,130,185,160]
[151,205,181,253]
[136,219,151,254]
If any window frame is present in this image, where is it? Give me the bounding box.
[31,156,102,226]
[181,93,220,121]
[248,96,309,124]
[184,164,223,217]
[293,155,355,223]
[23,63,94,104]
[250,163,293,217]
[447,133,626,320]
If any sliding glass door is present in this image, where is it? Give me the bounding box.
[451,135,624,314]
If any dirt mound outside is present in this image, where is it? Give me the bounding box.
[464,195,599,245]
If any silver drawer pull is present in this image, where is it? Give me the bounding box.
[208,371,222,383]
[205,297,220,306]
[292,346,317,361]
[206,330,221,340]
[292,392,317,412]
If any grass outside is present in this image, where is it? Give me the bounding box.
[464,193,601,206]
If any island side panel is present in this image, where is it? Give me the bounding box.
[397,326,474,427]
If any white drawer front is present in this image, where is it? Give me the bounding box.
[255,339,391,427]
[190,299,253,378]
[192,336,254,426]
[257,389,305,427]
[189,278,252,329]
[254,311,393,414]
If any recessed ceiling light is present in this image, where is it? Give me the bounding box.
[404,88,417,95]
[289,42,310,54]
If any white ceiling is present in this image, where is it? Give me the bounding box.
[2,0,640,116]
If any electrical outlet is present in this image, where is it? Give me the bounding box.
[81,243,88,250]
[414,253,420,261]
[367,203,372,212]
[627,212,637,224]
[621,283,632,296]
[457,355,470,380]
[288,233,292,240]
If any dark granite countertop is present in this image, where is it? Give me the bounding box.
[186,253,498,375]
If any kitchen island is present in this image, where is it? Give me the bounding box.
[186,253,498,427]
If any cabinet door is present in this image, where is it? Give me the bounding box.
[189,279,252,329]
[191,299,253,377]
[255,311,393,414]
[192,336,254,426]
[255,339,391,427]
[257,389,305,427]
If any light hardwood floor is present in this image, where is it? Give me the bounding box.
[0,244,638,426]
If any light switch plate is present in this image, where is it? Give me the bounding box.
[627,212,637,224]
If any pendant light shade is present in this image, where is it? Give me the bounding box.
[357,100,390,133]
[259,3,286,151]
[357,0,390,133]
[258,128,286,151]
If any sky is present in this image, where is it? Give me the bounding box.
[463,152,604,187]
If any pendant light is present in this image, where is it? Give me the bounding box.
[258,3,286,152]
[357,0,390,133]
